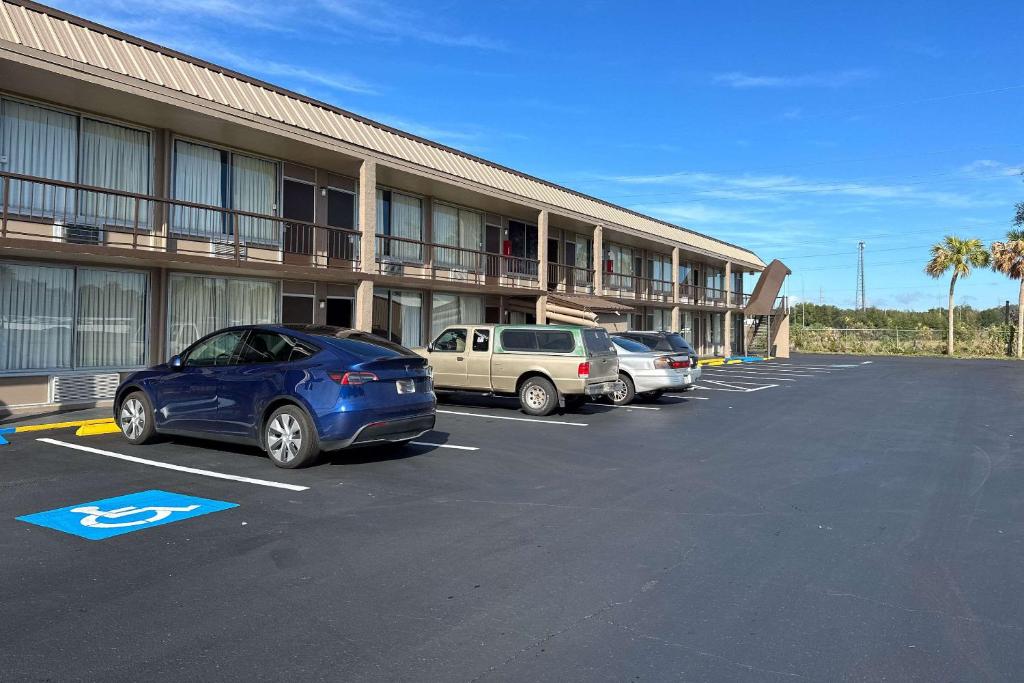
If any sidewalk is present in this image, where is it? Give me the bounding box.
[0,405,113,427]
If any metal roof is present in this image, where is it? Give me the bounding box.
[0,0,765,268]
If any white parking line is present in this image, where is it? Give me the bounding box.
[410,441,479,451]
[706,372,799,381]
[600,404,660,411]
[697,381,779,393]
[436,410,588,427]
[708,367,816,376]
[660,395,709,400]
[38,438,309,491]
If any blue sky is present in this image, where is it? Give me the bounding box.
[51,0,1024,310]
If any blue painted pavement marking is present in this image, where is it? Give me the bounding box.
[0,427,15,445]
[17,489,237,540]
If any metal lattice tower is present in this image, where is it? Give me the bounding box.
[856,241,866,310]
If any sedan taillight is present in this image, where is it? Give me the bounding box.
[671,358,691,369]
[329,371,379,385]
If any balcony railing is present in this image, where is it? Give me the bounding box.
[1,171,361,268]
[374,233,539,283]
[548,263,595,293]
[677,283,730,307]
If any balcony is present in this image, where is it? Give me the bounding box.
[374,233,539,288]
[547,262,595,294]
[677,283,729,307]
[1,172,361,270]
[604,271,674,302]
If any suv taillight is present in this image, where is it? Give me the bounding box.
[577,361,590,378]
[329,371,378,385]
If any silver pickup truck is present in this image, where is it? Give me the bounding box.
[417,324,619,416]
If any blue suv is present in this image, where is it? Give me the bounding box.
[114,325,436,468]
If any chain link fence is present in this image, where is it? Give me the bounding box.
[791,326,1015,357]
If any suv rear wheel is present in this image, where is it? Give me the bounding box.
[519,376,557,416]
[265,405,320,468]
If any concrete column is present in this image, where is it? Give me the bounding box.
[592,225,604,293]
[537,209,549,289]
[723,261,733,355]
[358,159,376,274]
[354,279,374,332]
[536,294,547,324]
[671,247,680,303]
[150,267,167,362]
[422,196,433,270]
[671,306,680,332]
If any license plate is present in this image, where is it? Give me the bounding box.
[396,379,415,394]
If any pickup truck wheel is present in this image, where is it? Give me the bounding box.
[519,376,557,416]
[610,373,636,406]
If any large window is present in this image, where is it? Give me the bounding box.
[433,203,483,270]
[648,254,672,292]
[604,243,635,289]
[171,140,279,246]
[0,263,148,371]
[0,98,151,226]
[376,189,423,262]
[430,293,484,339]
[167,274,279,354]
[372,289,423,348]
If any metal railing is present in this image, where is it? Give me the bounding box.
[548,263,595,293]
[374,232,539,282]
[1,171,361,268]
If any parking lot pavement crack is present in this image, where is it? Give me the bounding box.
[822,591,1023,632]
[603,620,809,680]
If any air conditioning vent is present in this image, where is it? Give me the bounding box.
[51,373,120,404]
[450,268,469,281]
[53,222,102,245]
[210,240,244,259]
[379,256,404,276]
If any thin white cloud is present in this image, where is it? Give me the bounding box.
[315,0,506,51]
[960,159,1024,178]
[712,69,874,89]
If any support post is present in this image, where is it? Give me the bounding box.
[354,279,374,332]
[536,294,547,325]
[671,247,680,303]
[723,262,732,355]
[537,209,549,290]
[592,225,604,293]
[358,159,377,274]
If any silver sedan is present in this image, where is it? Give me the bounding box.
[607,336,701,405]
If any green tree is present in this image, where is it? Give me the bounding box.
[991,228,1024,358]
[924,236,990,356]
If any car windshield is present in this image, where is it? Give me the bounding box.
[612,337,651,352]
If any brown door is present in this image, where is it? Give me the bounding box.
[486,224,501,277]
[547,237,559,290]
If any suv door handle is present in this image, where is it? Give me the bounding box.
[456,356,465,361]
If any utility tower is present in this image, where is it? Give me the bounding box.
[856,241,866,311]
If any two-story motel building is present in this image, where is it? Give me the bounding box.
[0,0,790,411]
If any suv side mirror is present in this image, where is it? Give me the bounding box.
[169,354,183,370]
[426,342,434,352]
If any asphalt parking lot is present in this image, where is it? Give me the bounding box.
[2,353,1023,681]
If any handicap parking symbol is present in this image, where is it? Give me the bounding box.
[17,490,237,540]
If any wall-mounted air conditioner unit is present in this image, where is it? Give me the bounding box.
[210,240,245,259]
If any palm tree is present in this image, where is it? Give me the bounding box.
[991,229,1024,358]
[924,236,990,356]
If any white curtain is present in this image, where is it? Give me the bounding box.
[0,263,74,370]
[79,118,151,228]
[167,274,279,354]
[173,140,224,237]
[391,192,422,261]
[430,293,483,339]
[76,269,148,368]
[1,99,77,218]
[433,203,459,267]
[458,209,483,270]
[394,290,422,347]
[233,154,278,246]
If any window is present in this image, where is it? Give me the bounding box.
[649,254,672,292]
[582,328,614,354]
[185,330,247,367]
[612,336,650,353]
[237,331,295,364]
[167,274,279,355]
[433,203,483,270]
[472,329,490,352]
[372,289,422,348]
[604,243,635,289]
[537,330,575,352]
[171,139,279,245]
[651,308,672,332]
[0,98,152,225]
[0,263,148,371]
[376,189,423,262]
[500,329,538,352]
[432,328,467,352]
[282,295,314,325]
[327,185,359,261]
[430,293,484,339]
